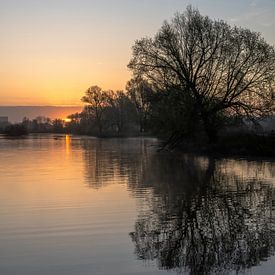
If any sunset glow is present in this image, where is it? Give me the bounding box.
[0,0,274,106]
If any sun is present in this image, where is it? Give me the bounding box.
[64,118,72,123]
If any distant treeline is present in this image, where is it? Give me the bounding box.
[0,82,151,137]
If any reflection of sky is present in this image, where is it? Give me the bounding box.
[0,136,274,274]
[0,136,143,275]
[0,0,274,105]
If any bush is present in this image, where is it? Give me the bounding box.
[4,124,28,136]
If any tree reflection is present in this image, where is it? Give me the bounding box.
[129,155,275,274]
[80,138,275,273]
[81,138,153,189]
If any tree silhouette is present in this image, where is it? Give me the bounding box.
[128,6,275,143]
[126,77,153,133]
[81,86,110,135]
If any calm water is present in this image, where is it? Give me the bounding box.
[0,134,275,275]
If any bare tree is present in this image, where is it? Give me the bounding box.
[128,6,275,142]
[126,76,152,133]
[106,90,134,134]
[81,86,109,135]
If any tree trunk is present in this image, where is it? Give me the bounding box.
[202,115,218,144]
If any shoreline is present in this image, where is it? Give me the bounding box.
[1,132,275,160]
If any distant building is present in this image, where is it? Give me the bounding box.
[0,116,8,123]
[0,116,9,129]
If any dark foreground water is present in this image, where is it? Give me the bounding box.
[0,134,275,275]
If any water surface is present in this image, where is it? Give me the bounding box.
[0,134,274,275]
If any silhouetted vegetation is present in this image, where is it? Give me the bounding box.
[214,132,275,157]
[79,86,139,136]
[20,116,65,133]
[129,6,275,146]
[4,124,28,136]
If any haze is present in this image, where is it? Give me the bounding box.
[0,106,82,123]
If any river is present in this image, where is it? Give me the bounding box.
[0,134,274,275]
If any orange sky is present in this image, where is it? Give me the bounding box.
[0,0,274,106]
[0,26,132,105]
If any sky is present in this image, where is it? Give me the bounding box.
[0,0,274,106]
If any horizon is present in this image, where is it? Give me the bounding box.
[0,105,83,122]
[0,104,83,107]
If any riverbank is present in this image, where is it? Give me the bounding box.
[173,133,275,158]
[1,130,274,158]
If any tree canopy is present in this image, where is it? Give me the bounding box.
[128,6,275,143]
